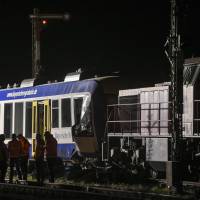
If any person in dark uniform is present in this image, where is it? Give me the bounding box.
[35,133,45,185]
[8,134,22,183]
[44,131,57,183]
[0,134,8,183]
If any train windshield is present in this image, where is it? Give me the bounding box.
[72,95,93,136]
[80,95,93,135]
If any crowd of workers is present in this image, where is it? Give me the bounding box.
[0,131,58,185]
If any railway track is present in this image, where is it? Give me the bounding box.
[158,179,200,188]
[0,180,196,200]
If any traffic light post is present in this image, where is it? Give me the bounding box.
[30,8,70,79]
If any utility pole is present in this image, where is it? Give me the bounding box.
[165,0,183,192]
[30,8,70,79]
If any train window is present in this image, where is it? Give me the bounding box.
[4,103,13,138]
[118,95,140,133]
[61,98,71,127]
[74,98,83,125]
[33,105,36,133]
[45,105,47,130]
[14,102,23,135]
[25,102,32,138]
[52,100,59,128]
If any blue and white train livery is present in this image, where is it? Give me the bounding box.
[0,78,107,159]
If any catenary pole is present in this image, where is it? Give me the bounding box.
[165,0,183,192]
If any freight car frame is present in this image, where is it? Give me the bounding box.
[106,59,200,179]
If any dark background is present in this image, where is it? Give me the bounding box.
[0,0,199,88]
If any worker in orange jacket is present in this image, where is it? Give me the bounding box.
[35,133,45,185]
[0,134,8,183]
[44,131,57,183]
[8,134,22,183]
[17,134,30,181]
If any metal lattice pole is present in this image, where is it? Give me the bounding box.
[31,8,40,79]
[165,0,183,192]
[170,0,183,163]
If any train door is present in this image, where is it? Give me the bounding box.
[32,99,51,155]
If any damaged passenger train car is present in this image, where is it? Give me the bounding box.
[0,73,119,160]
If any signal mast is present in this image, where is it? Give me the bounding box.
[165,0,183,192]
[30,8,70,79]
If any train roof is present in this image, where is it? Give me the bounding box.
[119,85,169,97]
[0,79,98,101]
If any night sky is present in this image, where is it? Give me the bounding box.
[0,0,199,88]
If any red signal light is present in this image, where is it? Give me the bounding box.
[42,19,47,25]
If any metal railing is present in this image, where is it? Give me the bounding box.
[106,101,200,138]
